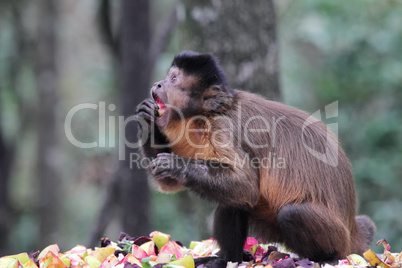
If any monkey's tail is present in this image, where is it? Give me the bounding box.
[354,215,376,254]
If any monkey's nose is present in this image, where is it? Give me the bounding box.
[153,82,162,88]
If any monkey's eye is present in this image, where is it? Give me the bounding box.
[171,75,177,84]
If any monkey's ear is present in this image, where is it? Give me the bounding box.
[202,86,235,114]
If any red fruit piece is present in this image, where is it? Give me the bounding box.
[160,241,183,259]
[243,237,258,255]
[132,245,149,260]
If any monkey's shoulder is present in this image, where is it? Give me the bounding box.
[233,90,331,134]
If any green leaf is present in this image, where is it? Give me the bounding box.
[141,257,153,268]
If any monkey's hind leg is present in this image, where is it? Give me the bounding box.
[194,206,248,268]
[214,206,249,263]
[277,203,350,264]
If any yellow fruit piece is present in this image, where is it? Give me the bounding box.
[60,258,70,267]
[151,231,171,251]
[140,241,156,255]
[67,245,88,258]
[0,257,19,268]
[363,249,390,268]
[84,255,102,268]
[156,253,171,263]
[385,252,395,262]
[90,247,116,263]
[7,253,30,265]
[189,241,200,250]
[124,254,142,266]
[39,251,67,268]
[170,255,195,268]
[347,254,369,266]
[101,254,119,267]
[23,260,39,268]
[38,244,60,260]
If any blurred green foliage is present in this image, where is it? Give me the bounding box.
[279,0,402,249]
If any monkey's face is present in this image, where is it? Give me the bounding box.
[150,66,201,126]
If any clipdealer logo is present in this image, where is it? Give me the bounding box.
[64,101,340,167]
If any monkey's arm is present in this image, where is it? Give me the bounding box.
[150,153,259,207]
[136,99,171,158]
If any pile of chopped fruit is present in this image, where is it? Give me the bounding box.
[0,232,401,268]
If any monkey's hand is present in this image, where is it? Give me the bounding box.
[135,99,158,126]
[135,99,171,159]
[152,153,259,207]
[150,153,208,183]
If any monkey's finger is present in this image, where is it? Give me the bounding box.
[136,107,155,118]
[136,110,154,120]
[136,103,157,115]
[136,99,158,114]
[142,99,158,110]
[150,157,175,174]
[147,98,159,107]
[152,153,175,163]
[153,169,171,177]
[135,99,148,111]
[150,161,171,173]
[140,106,158,118]
[152,165,174,178]
[135,112,154,122]
[150,157,170,171]
[143,99,159,111]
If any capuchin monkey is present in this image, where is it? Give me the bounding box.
[135,51,376,266]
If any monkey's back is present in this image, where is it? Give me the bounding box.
[229,91,356,226]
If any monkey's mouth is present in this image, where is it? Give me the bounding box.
[152,92,166,117]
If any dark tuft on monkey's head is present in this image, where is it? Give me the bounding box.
[171,51,229,88]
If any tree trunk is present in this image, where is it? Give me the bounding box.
[89,0,179,244]
[0,129,13,255]
[0,1,28,254]
[179,0,282,238]
[35,0,61,247]
[181,0,281,100]
[118,0,151,236]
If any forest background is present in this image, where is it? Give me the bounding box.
[0,0,401,256]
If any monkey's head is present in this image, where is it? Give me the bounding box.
[151,51,236,126]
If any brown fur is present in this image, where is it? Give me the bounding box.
[164,119,215,159]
